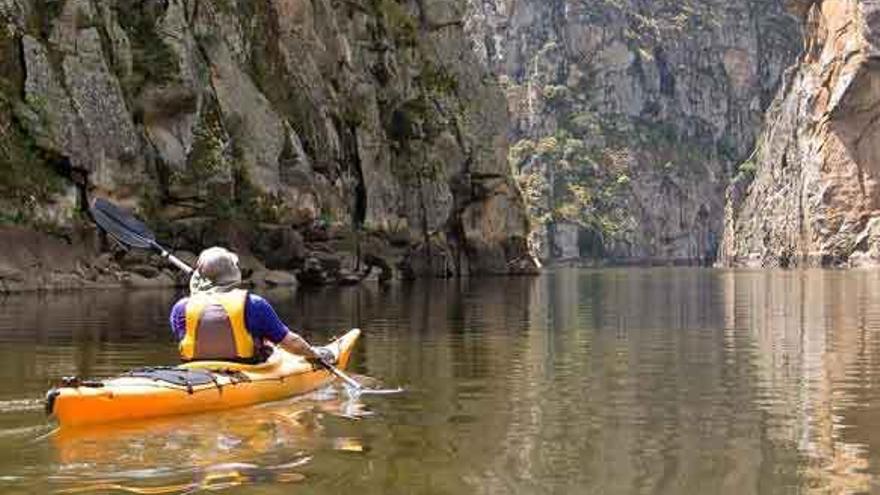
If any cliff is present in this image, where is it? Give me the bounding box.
[465,0,800,263]
[0,0,537,291]
[720,0,880,268]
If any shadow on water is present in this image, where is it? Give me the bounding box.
[1,270,880,493]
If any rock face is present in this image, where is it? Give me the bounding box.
[720,0,880,268]
[0,0,536,290]
[465,0,800,263]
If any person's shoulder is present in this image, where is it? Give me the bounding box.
[244,293,283,324]
[170,297,189,315]
[246,293,272,308]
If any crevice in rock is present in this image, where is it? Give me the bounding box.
[13,32,27,98]
[334,114,368,229]
[351,126,367,229]
[351,124,367,271]
[655,46,675,98]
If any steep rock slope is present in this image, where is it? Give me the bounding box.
[720,0,880,268]
[0,0,535,290]
[466,0,799,263]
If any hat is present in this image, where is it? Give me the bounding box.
[190,246,241,293]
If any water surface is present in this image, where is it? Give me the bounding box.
[0,268,879,493]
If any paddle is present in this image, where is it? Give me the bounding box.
[91,198,193,274]
[89,198,399,396]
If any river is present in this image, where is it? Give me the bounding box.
[0,268,879,493]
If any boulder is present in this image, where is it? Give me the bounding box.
[259,270,298,287]
[122,272,177,289]
[251,225,306,269]
[297,256,331,286]
[337,270,362,286]
[128,264,161,278]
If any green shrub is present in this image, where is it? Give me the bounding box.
[371,0,418,47]
[114,1,180,97]
[737,159,757,177]
[542,85,570,106]
[418,61,458,95]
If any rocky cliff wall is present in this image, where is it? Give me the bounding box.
[465,0,800,263]
[720,0,880,268]
[0,0,537,291]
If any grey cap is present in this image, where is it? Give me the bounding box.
[194,246,242,287]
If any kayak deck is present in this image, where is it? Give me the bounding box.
[47,329,360,428]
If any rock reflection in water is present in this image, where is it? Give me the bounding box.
[721,269,880,493]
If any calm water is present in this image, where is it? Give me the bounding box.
[0,268,880,493]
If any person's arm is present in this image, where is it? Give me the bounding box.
[278,331,323,359]
[246,295,324,360]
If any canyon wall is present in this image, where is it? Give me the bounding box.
[466,0,800,263]
[0,0,537,291]
[720,0,880,268]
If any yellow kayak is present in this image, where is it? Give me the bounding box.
[46,329,361,428]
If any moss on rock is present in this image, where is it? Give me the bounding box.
[113,0,180,98]
[0,101,66,226]
[0,24,66,226]
[370,0,418,47]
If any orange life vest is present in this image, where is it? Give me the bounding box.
[179,289,258,361]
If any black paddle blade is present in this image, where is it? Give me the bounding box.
[90,198,156,250]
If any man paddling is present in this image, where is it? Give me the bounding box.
[169,247,334,364]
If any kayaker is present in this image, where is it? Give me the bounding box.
[169,246,334,364]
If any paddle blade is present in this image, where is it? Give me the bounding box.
[90,199,156,250]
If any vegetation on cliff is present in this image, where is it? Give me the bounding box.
[0,19,68,228]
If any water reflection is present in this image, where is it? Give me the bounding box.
[0,270,880,493]
[722,270,880,493]
[50,388,369,494]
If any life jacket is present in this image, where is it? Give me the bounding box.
[179,289,259,362]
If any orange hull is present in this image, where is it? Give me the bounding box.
[47,329,360,428]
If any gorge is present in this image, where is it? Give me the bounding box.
[466,0,800,264]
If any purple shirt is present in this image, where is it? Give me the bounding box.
[170,294,290,345]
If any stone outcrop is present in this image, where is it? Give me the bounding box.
[719,0,880,268]
[465,0,800,263]
[0,0,537,291]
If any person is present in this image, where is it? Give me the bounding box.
[169,246,334,364]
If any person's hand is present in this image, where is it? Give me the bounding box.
[309,346,337,365]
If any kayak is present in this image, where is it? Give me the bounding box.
[46,329,361,428]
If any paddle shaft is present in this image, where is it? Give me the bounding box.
[149,241,194,274]
[320,359,363,391]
